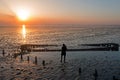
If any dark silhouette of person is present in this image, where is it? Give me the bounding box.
[61,44,67,63]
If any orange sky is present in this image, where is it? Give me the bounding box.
[0,0,120,25]
[0,13,119,26]
[0,14,17,25]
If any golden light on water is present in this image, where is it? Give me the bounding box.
[22,24,26,39]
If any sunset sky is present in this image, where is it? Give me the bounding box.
[0,0,120,25]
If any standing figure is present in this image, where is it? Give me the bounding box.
[61,44,67,63]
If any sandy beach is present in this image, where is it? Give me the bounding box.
[0,51,120,80]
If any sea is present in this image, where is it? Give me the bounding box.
[0,25,120,80]
[0,25,120,53]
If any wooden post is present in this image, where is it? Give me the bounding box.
[79,68,81,75]
[20,53,23,61]
[35,56,38,65]
[2,49,5,57]
[42,60,45,66]
[113,76,118,80]
[93,69,98,80]
[27,56,30,63]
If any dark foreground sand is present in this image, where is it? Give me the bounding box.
[0,51,120,80]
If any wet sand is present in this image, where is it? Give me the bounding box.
[0,51,120,80]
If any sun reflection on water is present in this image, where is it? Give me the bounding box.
[22,24,27,43]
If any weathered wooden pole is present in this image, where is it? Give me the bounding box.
[35,56,38,65]
[2,49,5,57]
[79,68,81,75]
[93,69,98,80]
[27,56,30,63]
[20,53,23,61]
[42,60,45,66]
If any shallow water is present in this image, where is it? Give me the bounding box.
[0,25,120,80]
[0,25,120,53]
[15,51,120,80]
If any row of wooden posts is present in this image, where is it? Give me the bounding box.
[20,54,99,80]
[20,54,45,66]
[19,54,118,80]
[20,53,97,80]
[79,68,118,80]
[1,48,118,80]
[79,68,98,80]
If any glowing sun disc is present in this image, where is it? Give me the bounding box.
[17,9,29,21]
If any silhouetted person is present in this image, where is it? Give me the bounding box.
[2,49,5,57]
[61,44,67,63]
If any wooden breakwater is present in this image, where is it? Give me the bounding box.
[80,43,119,51]
[20,43,119,52]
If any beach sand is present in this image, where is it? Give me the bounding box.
[0,51,120,80]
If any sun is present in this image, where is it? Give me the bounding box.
[17,9,30,21]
